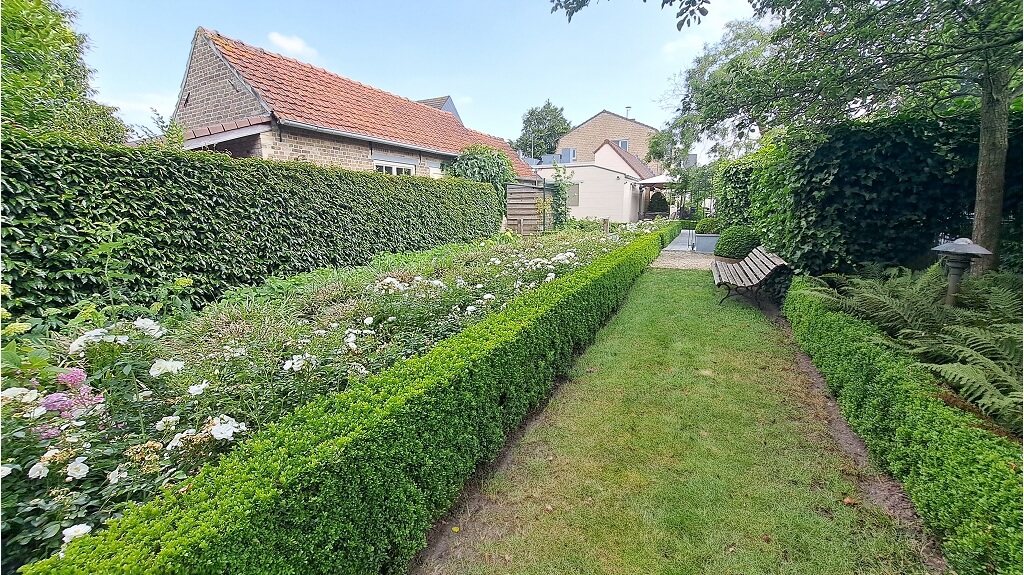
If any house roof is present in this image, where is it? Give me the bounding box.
[416,96,452,109]
[184,115,270,140]
[200,29,534,179]
[595,139,656,180]
[572,109,659,134]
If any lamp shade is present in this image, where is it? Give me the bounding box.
[932,238,992,257]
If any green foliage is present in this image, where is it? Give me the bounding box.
[442,143,517,213]
[646,191,670,213]
[1,131,502,318]
[26,223,684,575]
[509,100,573,158]
[694,217,722,234]
[546,163,572,229]
[713,115,1024,274]
[798,265,1023,432]
[783,277,1023,575]
[713,225,759,259]
[0,0,127,142]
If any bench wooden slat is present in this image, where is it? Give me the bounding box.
[710,245,789,305]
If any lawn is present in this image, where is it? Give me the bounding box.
[417,269,936,575]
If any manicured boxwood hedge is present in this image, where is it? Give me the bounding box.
[784,277,1023,575]
[0,132,502,316]
[26,223,683,575]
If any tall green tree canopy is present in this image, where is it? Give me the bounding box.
[509,100,573,158]
[554,0,1023,271]
[443,144,518,213]
[1,0,126,142]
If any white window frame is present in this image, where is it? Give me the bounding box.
[374,161,416,176]
[611,139,628,151]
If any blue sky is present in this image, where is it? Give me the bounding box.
[62,0,752,144]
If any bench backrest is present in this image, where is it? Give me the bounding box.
[741,246,787,282]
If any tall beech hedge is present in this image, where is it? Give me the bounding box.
[713,114,1023,274]
[26,223,683,575]
[0,132,502,316]
[784,278,1023,575]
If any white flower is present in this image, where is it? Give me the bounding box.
[282,354,316,371]
[26,405,46,419]
[133,390,153,401]
[133,317,167,338]
[66,459,89,480]
[187,381,209,396]
[363,316,374,326]
[149,359,184,378]
[386,316,396,322]
[155,416,180,431]
[20,389,39,403]
[166,428,197,450]
[68,328,108,354]
[544,273,556,282]
[482,293,495,300]
[62,524,91,543]
[208,415,246,441]
[465,306,478,314]
[475,284,484,289]
[28,462,48,479]
[1,387,30,402]
[107,467,128,485]
[1,465,13,478]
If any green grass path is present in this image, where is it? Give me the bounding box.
[421,269,934,575]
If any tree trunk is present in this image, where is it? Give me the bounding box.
[971,68,1010,273]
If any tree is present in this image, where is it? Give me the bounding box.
[442,144,518,213]
[509,100,573,158]
[554,0,1023,271]
[1,0,126,142]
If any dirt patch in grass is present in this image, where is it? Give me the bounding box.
[773,316,950,573]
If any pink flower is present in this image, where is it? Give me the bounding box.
[41,392,74,412]
[34,424,61,439]
[57,368,87,389]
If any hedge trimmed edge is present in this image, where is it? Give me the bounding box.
[783,277,1023,575]
[26,223,683,574]
[1,132,502,316]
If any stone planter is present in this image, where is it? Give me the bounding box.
[694,233,720,254]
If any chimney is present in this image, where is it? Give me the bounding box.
[625,106,631,119]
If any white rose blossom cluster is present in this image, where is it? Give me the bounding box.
[282,353,317,372]
[68,328,128,355]
[132,317,167,338]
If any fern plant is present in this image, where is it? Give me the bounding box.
[797,264,1023,434]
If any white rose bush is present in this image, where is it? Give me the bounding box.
[1,222,670,570]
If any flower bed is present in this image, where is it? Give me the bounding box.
[783,277,1023,575]
[2,222,679,571]
[20,222,681,574]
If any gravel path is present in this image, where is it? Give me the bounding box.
[651,249,714,270]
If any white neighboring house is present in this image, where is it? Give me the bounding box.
[533,140,658,223]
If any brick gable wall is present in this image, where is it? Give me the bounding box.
[557,112,662,174]
[172,34,266,130]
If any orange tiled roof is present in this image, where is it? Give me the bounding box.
[596,139,656,180]
[202,29,535,180]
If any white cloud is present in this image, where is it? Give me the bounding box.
[661,36,704,56]
[100,92,180,131]
[268,32,318,59]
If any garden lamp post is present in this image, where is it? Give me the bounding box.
[932,238,992,305]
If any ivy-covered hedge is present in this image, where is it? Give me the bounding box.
[714,114,1023,274]
[26,223,683,575]
[1,132,502,316]
[783,277,1023,575]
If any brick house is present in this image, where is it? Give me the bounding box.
[555,110,662,174]
[171,28,535,181]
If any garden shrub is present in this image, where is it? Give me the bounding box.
[784,277,1023,575]
[694,217,723,234]
[1,131,502,317]
[646,191,670,213]
[713,225,760,259]
[714,115,1023,274]
[26,223,683,575]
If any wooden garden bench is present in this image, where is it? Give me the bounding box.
[710,246,788,306]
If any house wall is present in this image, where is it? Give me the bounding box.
[535,164,639,223]
[557,112,661,173]
[172,34,266,130]
[594,145,641,178]
[258,125,448,175]
[212,134,263,158]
